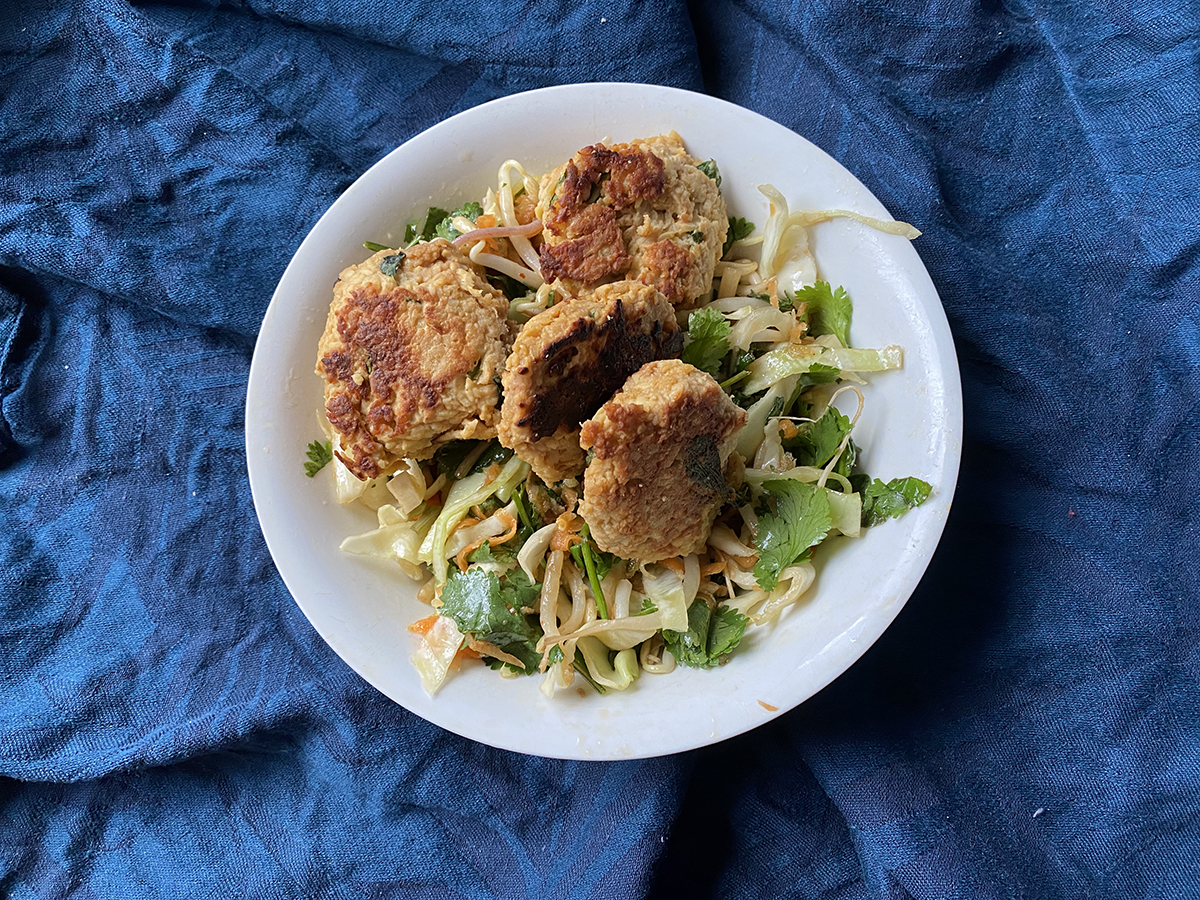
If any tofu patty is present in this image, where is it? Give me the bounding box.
[579,360,746,560]
[536,133,728,309]
[316,240,511,480]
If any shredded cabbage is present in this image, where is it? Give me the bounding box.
[419,454,529,583]
[742,344,903,395]
[411,615,464,695]
[639,564,690,632]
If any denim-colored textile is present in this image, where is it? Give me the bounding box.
[1,1,1196,897]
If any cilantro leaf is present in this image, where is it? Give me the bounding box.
[379,252,405,278]
[723,216,755,257]
[363,241,389,253]
[860,477,932,527]
[681,308,731,377]
[795,281,852,347]
[784,406,852,469]
[434,202,484,241]
[708,606,749,659]
[664,602,748,669]
[438,567,543,673]
[697,159,721,186]
[685,434,728,499]
[403,223,417,244]
[304,439,332,478]
[753,480,832,591]
[415,207,449,242]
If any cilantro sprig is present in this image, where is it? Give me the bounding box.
[303,439,332,478]
[753,480,832,591]
[794,281,852,347]
[681,308,731,378]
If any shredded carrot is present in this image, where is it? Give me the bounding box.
[660,557,685,576]
[451,517,480,533]
[407,614,439,635]
[454,510,520,571]
[778,420,799,440]
[549,512,583,551]
[484,462,501,484]
[700,561,726,576]
[758,700,779,712]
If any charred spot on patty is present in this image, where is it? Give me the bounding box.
[545,144,666,229]
[516,297,683,441]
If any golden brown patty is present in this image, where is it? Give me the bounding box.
[315,240,511,479]
[498,281,683,483]
[536,133,728,310]
[579,360,747,561]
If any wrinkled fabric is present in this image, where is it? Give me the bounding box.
[0,0,1196,897]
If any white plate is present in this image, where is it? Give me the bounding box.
[246,83,962,760]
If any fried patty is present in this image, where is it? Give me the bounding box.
[536,133,728,310]
[316,240,511,480]
[498,281,682,483]
[579,360,747,561]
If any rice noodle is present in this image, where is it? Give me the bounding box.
[539,549,565,639]
[639,635,677,674]
[682,554,700,606]
[468,240,544,288]
[497,160,544,270]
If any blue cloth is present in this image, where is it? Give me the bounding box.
[0,0,1196,896]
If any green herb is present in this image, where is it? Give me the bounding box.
[433,202,483,241]
[433,439,510,479]
[680,308,731,378]
[777,292,795,313]
[363,240,390,253]
[572,648,607,694]
[723,216,754,257]
[664,602,748,668]
[439,567,543,673]
[794,281,852,347]
[784,406,853,469]
[403,223,418,244]
[379,252,405,278]
[415,207,449,242]
[469,441,513,475]
[486,272,527,300]
[467,359,482,380]
[547,644,564,664]
[753,479,832,591]
[575,524,611,619]
[303,439,332,478]
[697,159,721,186]
[690,231,704,243]
[684,434,728,499]
[860,477,932,527]
[800,362,841,389]
[512,484,538,531]
[720,370,750,391]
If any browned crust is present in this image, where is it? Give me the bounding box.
[316,240,509,479]
[498,281,683,483]
[538,204,627,283]
[539,143,666,284]
[636,239,694,306]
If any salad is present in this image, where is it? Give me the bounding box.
[306,135,930,698]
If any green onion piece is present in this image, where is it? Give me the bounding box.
[578,524,609,620]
